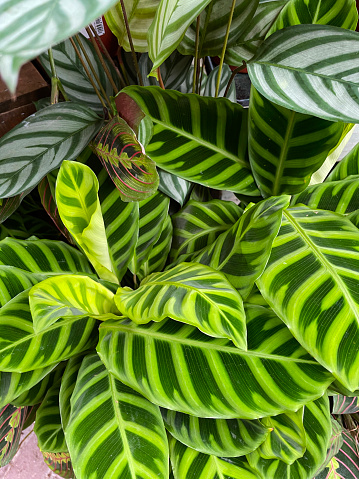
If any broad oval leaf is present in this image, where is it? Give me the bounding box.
[56,160,118,283]
[0,0,120,92]
[0,103,102,198]
[97,315,333,420]
[170,438,261,479]
[29,275,119,332]
[115,262,247,349]
[93,115,159,202]
[116,87,260,196]
[0,404,27,467]
[162,409,269,457]
[247,24,359,124]
[257,206,359,391]
[66,353,169,479]
[332,394,359,414]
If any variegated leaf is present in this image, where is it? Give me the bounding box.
[42,451,74,478]
[332,395,359,414]
[0,404,27,467]
[158,169,193,206]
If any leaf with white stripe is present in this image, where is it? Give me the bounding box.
[115,262,247,349]
[247,24,359,124]
[158,169,193,206]
[65,353,168,479]
[0,0,120,92]
[204,65,236,103]
[0,103,102,198]
[139,51,193,90]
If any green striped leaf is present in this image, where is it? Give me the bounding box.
[0,404,27,467]
[42,451,74,479]
[162,409,269,457]
[93,115,159,202]
[268,0,358,35]
[34,382,67,453]
[0,366,56,408]
[204,65,236,103]
[129,190,169,275]
[257,206,359,391]
[170,438,261,479]
[179,0,258,57]
[0,291,97,372]
[138,215,173,281]
[291,176,359,213]
[0,103,102,198]
[148,0,212,73]
[117,86,259,195]
[97,314,333,420]
[0,187,33,225]
[170,199,243,264]
[258,408,306,464]
[65,353,168,479]
[0,266,45,308]
[29,275,119,332]
[105,0,160,52]
[0,0,120,92]
[327,142,359,182]
[248,395,331,479]
[247,25,359,124]
[56,160,118,283]
[115,263,247,349]
[248,87,343,197]
[139,51,193,90]
[313,418,343,478]
[195,195,290,299]
[332,395,359,414]
[158,169,193,206]
[59,355,85,432]
[40,35,120,115]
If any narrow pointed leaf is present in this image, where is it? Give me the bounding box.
[162,409,269,457]
[333,395,359,414]
[93,115,159,202]
[115,263,247,349]
[0,404,27,467]
[170,438,261,479]
[98,315,333,420]
[247,25,359,124]
[0,291,97,372]
[59,355,85,432]
[195,195,290,299]
[117,87,260,195]
[42,451,74,479]
[158,170,193,206]
[327,142,359,182]
[0,103,102,198]
[257,206,359,391]
[66,353,169,479]
[56,160,118,283]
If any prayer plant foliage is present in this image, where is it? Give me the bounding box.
[2,0,359,478]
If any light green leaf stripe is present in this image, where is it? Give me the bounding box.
[0,266,45,308]
[291,176,359,214]
[97,315,333,420]
[313,417,343,477]
[327,141,359,182]
[56,160,118,284]
[158,169,193,206]
[0,0,120,91]
[0,291,97,372]
[0,103,101,199]
[66,353,169,479]
[258,408,306,465]
[248,395,331,479]
[170,199,243,264]
[257,206,359,391]
[29,275,119,333]
[170,438,261,479]
[34,382,67,453]
[119,86,259,195]
[115,262,247,349]
[148,0,212,73]
[162,409,269,457]
[59,355,85,432]
[195,196,290,299]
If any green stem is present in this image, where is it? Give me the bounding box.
[193,16,201,94]
[48,48,70,103]
[215,0,236,98]
[119,0,143,86]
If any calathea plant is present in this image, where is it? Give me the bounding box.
[1,0,359,478]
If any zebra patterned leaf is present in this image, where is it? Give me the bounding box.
[115,263,247,349]
[65,353,168,479]
[56,161,118,283]
[195,195,290,299]
[247,24,359,124]
[162,409,269,457]
[0,291,97,372]
[0,404,27,467]
[97,314,333,420]
[327,141,359,182]
[170,438,261,479]
[204,65,236,103]
[158,169,193,206]
[332,395,359,414]
[59,355,84,432]
[117,87,259,195]
[257,206,359,391]
[93,115,159,202]
[29,275,119,333]
[313,418,343,477]
[0,0,120,92]
[0,103,102,198]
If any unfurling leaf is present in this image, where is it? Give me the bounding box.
[93,115,159,202]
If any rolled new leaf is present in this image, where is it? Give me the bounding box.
[115,262,247,349]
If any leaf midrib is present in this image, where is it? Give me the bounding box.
[272,110,296,196]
